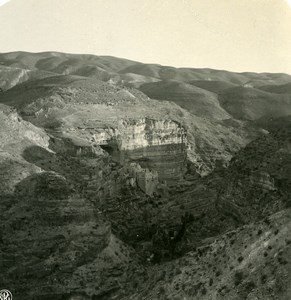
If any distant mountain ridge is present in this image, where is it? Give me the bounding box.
[1,51,291,123]
[1,51,291,88]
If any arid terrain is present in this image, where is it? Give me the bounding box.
[0,51,291,300]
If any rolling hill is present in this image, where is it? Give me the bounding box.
[258,82,291,94]
[218,86,291,120]
[139,80,230,120]
[1,51,291,124]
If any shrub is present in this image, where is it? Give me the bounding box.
[234,271,244,286]
[261,274,267,284]
[278,257,288,265]
[245,280,256,292]
[237,256,244,263]
[201,287,207,295]
[158,286,166,294]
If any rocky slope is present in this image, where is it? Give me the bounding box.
[0,106,147,299]
[218,87,291,121]
[0,171,145,299]
[127,208,291,300]
[139,80,230,120]
[258,82,291,94]
[0,65,55,91]
[215,118,291,222]
[0,103,49,194]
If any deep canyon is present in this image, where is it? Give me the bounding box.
[0,52,290,300]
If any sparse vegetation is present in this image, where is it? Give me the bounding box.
[237,256,244,263]
[234,271,244,286]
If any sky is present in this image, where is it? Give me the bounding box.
[0,0,291,74]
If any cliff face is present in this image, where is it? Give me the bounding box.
[93,118,187,183]
[117,118,186,150]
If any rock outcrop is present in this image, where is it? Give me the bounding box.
[93,118,187,183]
[0,104,50,194]
[127,208,291,300]
[214,122,291,222]
[0,171,144,299]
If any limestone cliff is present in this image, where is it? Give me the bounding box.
[117,118,186,150]
[93,118,187,183]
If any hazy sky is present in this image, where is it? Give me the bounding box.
[0,0,291,73]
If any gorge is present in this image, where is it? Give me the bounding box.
[0,52,290,300]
